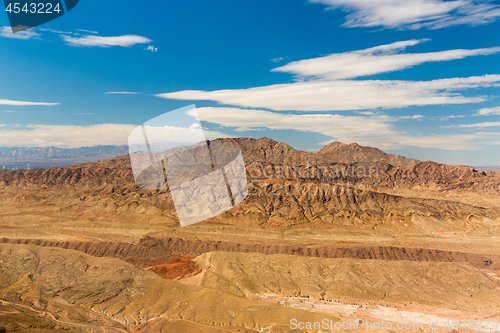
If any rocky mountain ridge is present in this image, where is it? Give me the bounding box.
[0,137,496,191]
[0,137,498,234]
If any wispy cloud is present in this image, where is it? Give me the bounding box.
[75,29,99,34]
[272,39,500,80]
[39,28,73,34]
[3,110,16,113]
[74,113,93,116]
[0,124,135,148]
[159,39,500,112]
[0,123,231,148]
[105,91,140,95]
[159,75,500,111]
[455,121,500,128]
[399,115,424,119]
[271,57,286,63]
[440,115,466,120]
[476,106,500,116]
[356,111,376,115]
[310,0,500,29]
[0,99,59,106]
[145,45,158,52]
[0,26,40,40]
[1,26,154,51]
[61,34,152,48]
[193,107,481,150]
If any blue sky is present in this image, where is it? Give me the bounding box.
[1,0,500,166]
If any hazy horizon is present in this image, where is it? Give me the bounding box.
[1,138,500,171]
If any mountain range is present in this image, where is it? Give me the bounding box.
[0,145,129,169]
[1,137,500,332]
[1,137,498,234]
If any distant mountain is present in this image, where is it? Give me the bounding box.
[5,138,491,195]
[318,141,420,169]
[0,145,129,169]
[0,138,421,170]
[0,145,129,160]
[212,137,420,169]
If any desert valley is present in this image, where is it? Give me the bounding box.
[1,137,500,332]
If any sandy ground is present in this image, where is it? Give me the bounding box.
[255,295,500,332]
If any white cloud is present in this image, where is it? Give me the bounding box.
[158,75,500,112]
[3,110,16,113]
[75,29,99,34]
[133,123,233,149]
[194,107,480,150]
[0,99,59,106]
[389,133,480,150]
[0,26,40,40]
[273,39,500,80]
[62,34,152,48]
[105,91,140,95]
[271,57,286,63]
[0,123,232,148]
[456,121,500,128]
[159,40,500,112]
[39,28,73,34]
[310,0,500,29]
[477,106,500,116]
[3,27,154,50]
[75,113,93,116]
[399,114,424,119]
[0,124,135,148]
[145,45,158,52]
[440,115,466,120]
[356,111,376,115]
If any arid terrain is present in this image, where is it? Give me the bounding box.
[1,137,500,332]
